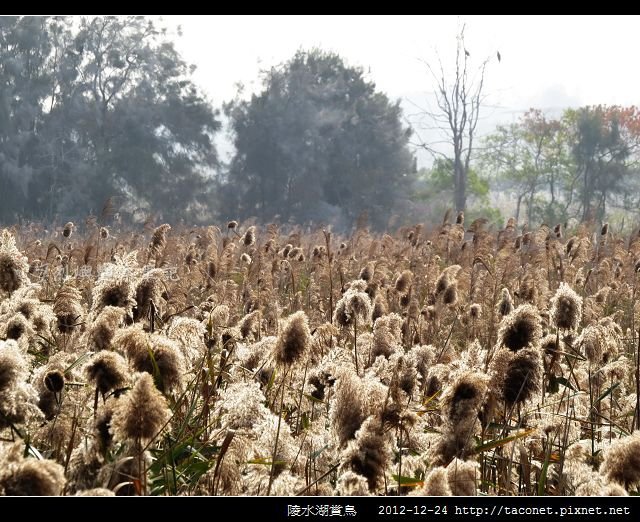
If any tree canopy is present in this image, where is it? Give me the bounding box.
[0,16,220,223]
[221,49,415,230]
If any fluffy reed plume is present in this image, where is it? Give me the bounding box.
[409,344,435,386]
[112,325,149,360]
[420,467,452,496]
[286,246,301,259]
[541,334,561,374]
[602,484,629,496]
[0,444,65,496]
[205,257,217,284]
[549,282,582,331]
[62,221,74,238]
[443,283,458,306]
[91,266,135,314]
[498,304,542,352]
[268,472,307,497]
[167,317,206,364]
[237,336,274,374]
[370,315,402,361]
[433,371,488,465]
[0,230,30,294]
[333,281,372,328]
[148,223,171,260]
[372,294,387,322]
[330,369,365,446]
[280,244,292,258]
[43,370,65,406]
[497,288,513,317]
[4,313,33,341]
[340,416,390,492]
[600,431,640,490]
[66,436,107,493]
[594,286,611,305]
[435,272,450,296]
[53,284,84,333]
[274,311,311,367]
[335,470,370,496]
[0,341,39,429]
[93,398,117,452]
[501,348,542,407]
[199,434,249,495]
[563,442,609,495]
[133,269,164,322]
[333,282,372,372]
[424,363,450,397]
[111,373,171,444]
[8,213,640,497]
[227,220,238,230]
[435,264,461,296]
[86,351,129,397]
[359,262,375,282]
[14,296,39,320]
[391,354,418,401]
[307,368,329,400]
[238,310,262,341]
[443,372,488,428]
[395,270,412,294]
[210,304,230,327]
[89,306,126,351]
[130,334,185,392]
[44,369,65,393]
[29,304,56,337]
[578,319,622,365]
[241,226,256,247]
[219,381,270,430]
[0,342,27,392]
[553,223,562,239]
[446,458,478,495]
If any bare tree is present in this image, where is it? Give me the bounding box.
[415,25,490,212]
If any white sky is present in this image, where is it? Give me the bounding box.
[158,15,640,164]
[165,15,640,110]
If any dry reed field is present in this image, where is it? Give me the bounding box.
[1,214,640,497]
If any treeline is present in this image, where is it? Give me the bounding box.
[415,106,640,230]
[0,16,220,224]
[0,16,414,229]
[2,16,639,230]
[481,107,640,227]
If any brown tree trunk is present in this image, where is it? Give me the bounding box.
[454,157,466,212]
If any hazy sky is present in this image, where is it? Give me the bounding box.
[166,15,639,108]
[160,15,640,163]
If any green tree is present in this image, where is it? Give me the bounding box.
[414,25,490,214]
[481,110,572,224]
[222,49,415,229]
[0,16,221,223]
[413,158,500,224]
[481,106,640,227]
[0,16,53,221]
[565,106,640,222]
